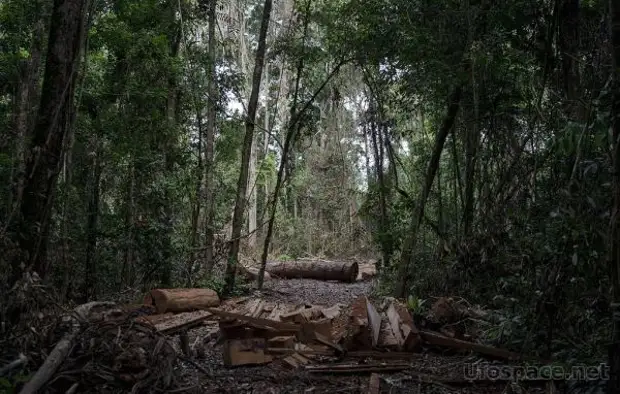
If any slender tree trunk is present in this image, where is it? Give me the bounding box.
[395,86,462,298]
[369,105,390,271]
[607,0,620,391]
[248,132,258,248]
[262,64,271,222]
[463,112,479,236]
[158,22,181,287]
[204,0,217,275]
[11,0,87,283]
[123,158,136,288]
[190,113,203,252]
[82,135,101,301]
[223,0,273,295]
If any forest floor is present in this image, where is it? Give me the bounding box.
[3,268,555,394]
[171,278,544,394]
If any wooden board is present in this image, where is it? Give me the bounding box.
[223,338,273,366]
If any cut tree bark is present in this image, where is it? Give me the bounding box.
[265,259,359,282]
[144,288,220,314]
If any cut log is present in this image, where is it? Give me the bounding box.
[265,260,359,282]
[419,330,521,360]
[386,302,421,351]
[223,338,273,366]
[357,263,377,281]
[144,288,220,314]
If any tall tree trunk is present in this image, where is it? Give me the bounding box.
[204,0,217,275]
[369,105,390,271]
[223,0,273,295]
[462,98,479,236]
[262,64,271,221]
[122,156,136,288]
[82,135,101,301]
[10,7,49,213]
[395,87,462,298]
[607,0,620,391]
[159,19,181,287]
[248,131,258,248]
[11,0,87,283]
[190,113,203,254]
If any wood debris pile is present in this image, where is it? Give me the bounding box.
[11,288,526,393]
[135,289,521,371]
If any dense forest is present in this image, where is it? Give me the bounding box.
[2,0,620,392]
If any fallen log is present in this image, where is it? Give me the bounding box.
[19,335,74,394]
[419,330,521,361]
[0,354,27,377]
[265,259,359,283]
[144,288,220,314]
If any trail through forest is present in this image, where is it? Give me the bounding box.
[4,0,620,391]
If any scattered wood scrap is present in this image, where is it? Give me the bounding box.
[386,301,421,351]
[420,330,521,360]
[305,362,412,374]
[223,338,273,366]
[368,373,381,394]
[144,288,220,313]
[132,290,525,371]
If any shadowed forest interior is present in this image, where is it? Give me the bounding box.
[3,0,620,392]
